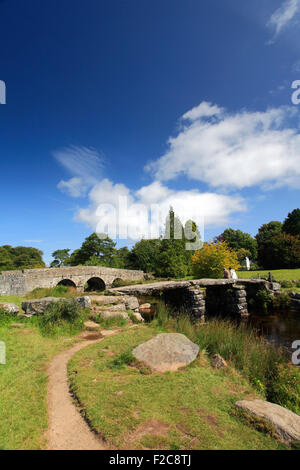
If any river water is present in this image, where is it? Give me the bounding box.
[249,312,300,351]
[138,296,300,352]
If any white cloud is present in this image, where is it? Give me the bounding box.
[267,0,299,43]
[75,178,246,240]
[54,145,104,198]
[147,102,300,190]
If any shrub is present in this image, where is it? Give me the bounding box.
[38,299,85,336]
[280,280,294,288]
[109,350,136,369]
[192,241,240,279]
[253,289,273,314]
[272,293,291,310]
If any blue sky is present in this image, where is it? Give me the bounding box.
[1,0,300,265]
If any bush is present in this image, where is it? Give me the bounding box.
[272,293,291,310]
[109,350,136,369]
[253,289,273,314]
[192,241,240,279]
[280,280,294,288]
[38,299,85,336]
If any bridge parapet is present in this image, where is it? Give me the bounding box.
[0,266,144,296]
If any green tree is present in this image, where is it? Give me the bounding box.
[50,249,71,268]
[155,208,194,278]
[257,233,300,269]
[69,233,116,266]
[0,246,14,271]
[282,209,300,237]
[256,221,283,268]
[0,245,45,270]
[129,239,161,273]
[217,228,257,259]
[236,248,252,265]
[110,246,131,269]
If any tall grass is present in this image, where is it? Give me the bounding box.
[151,303,300,413]
[25,285,77,300]
[38,299,86,336]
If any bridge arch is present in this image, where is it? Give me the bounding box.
[85,277,106,292]
[111,278,123,288]
[57,279,77,289]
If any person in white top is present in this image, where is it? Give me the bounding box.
[229,267,238,280]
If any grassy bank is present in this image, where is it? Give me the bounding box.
[68,326,286,450]
[239,269,300,281]
[0,314,79,450]
[151,303,300,415]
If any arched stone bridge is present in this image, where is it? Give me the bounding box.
[0,266,145,296]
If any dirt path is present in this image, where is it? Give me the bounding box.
[47,331,116,450]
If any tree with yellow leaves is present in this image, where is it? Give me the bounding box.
[192,241,240,279]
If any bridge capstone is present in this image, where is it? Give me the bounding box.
[0,266,145,296]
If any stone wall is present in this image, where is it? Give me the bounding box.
[0,266,145,296]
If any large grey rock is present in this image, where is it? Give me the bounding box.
[129,311,144,322]
[90,295,125,305]
[235,399,300,444]
[124,296,139,311]
[100,311,129,320]
[22,297,62,315]
[0,302,19,314]
[76,296,91,309]
[99,304,126,312]
[133,333,199,373]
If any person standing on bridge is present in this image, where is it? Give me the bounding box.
[223,267,231,279]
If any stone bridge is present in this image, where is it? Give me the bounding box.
[0,266,145,296]
[112,278,281,321]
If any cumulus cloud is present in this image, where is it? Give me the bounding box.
[267,0,299,43]
[75,178,246,240]
[54,145,104,197]
[147,102,300,190]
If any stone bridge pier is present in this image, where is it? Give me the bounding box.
[112,279,281,321]
[0,266,145,296]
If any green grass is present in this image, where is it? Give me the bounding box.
[239,269,300,281]
[0,314,79,450]
[0,295,25,309]
[68,326,287,450]
[153,308,300,415]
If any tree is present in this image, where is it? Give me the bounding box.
[236,248,252,265]
[69,233,116,266]
[155,208,193,278]
[0,245,45,271]
[256,221,283,268]
[256,233,300,269]
[217,228,257,260]
[192,241,240,279]
[129,239,161,273]
[50,249,71,268]
[282,209,300,237]
[111,246,131,269]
